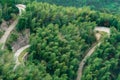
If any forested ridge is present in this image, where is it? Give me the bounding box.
[36,0,120,14]
[0,0,19,21]
[0,0,120,80]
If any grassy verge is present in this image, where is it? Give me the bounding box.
[18,48,29,63]
[0,30,4,38]
[99,31,109,41]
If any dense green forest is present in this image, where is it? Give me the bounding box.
[0,0,19,21]
[0,0,30,21]
[36,0,120,14]
[82,28,120,80]
[0,0,120,80]
[0,0,120,21]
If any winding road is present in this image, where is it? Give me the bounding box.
[0,4,26,49]
[0,20,18,49]
[0,3,111,77]
[76,27,110,80]
[16,4,26,15]
[14,45,30,70]
[13,26,110,74]
[0,4,26,70]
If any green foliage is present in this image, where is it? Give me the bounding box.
[16,16,28,31]
[0,49,52,80]
[29,23,90,79]
[17,2,120,32]
[6,31,18,50]
[0,9,2,24]
[0,0,23,21]
[0,30,4,38]
[15,2,120,79]
[34,0,120,14]
[1,1,120,80]
[82,28,120,80]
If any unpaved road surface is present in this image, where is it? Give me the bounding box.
[76,42,101,80]
[16,4,26,15]
[14,45,30,70]
[95,27,110,36]
[76,27,110,80]
[0,20,18,49]
[0,4,26,49]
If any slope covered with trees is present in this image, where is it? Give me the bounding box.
[16,2,98,79]
[0,0,19,21]
[0,2,97,80]
[0,1,120,80]
[16,2,120,31]
[15,2,120,80]
[0,0,30,21]
[82,28,120,80]
[35,0,120,14]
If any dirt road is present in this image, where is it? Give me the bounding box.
[13,45,30,70]
[0,4,26,49]
[76,27,110,80]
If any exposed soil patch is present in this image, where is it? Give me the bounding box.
[11,29,30,52]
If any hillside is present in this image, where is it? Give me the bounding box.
[36,0,120,14]
[0,1,120,80]
[82,28,120,80]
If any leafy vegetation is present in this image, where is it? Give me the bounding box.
[0,0,19,21]
[0,30,4,38]
[6,31,18,50]
[0,9,2,24]
[35,0,120,14]
[0,0,120,80]
[16,2,120,80]
[82,28,120,80]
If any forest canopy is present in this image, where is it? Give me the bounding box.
[0,0,120,80]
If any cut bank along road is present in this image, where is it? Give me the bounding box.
[76,27,110,80]
[0,4,26,49]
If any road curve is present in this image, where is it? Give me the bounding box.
[16,4,26,15]
[0,4,26,49]
[14,45,30,70]
[76,27,110,80]
[95,26,110,36]
[0,20,18,49]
